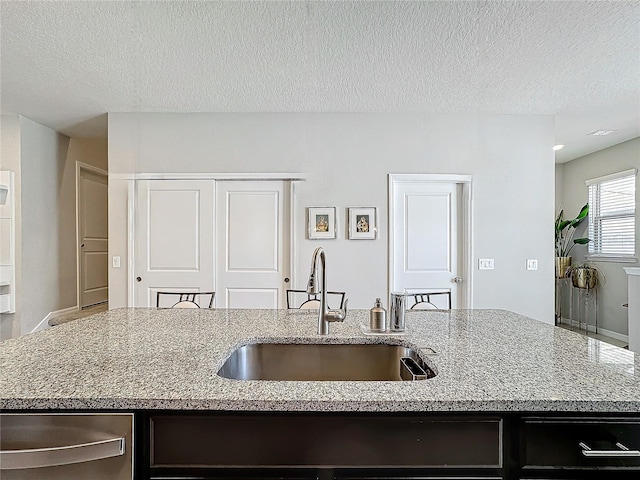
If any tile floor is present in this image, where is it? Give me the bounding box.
[558,323,629,349]
[48,302,108,327]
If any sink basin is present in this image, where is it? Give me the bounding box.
[217,343,435,381]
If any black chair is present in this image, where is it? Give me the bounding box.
[286,289,346,310]
[408,291,451,310]
[156,291,215,309]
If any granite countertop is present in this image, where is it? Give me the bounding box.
[1,308,638,412]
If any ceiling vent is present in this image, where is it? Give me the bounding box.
[587,130,617,136]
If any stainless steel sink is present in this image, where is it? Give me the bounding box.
[217,343,435,381]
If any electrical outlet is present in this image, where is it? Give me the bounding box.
[526,259,538,271]
[112,256,121,268]
[478,258,494,270]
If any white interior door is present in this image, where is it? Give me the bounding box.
[77,165,108,308]
[134,180,215,307]
[216,181,289,308]
[390,175,467,309]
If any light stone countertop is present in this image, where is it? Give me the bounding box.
[0,308,638,412]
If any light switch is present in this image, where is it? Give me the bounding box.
[112,256,121,268]
[478,258,494,270]
[526,259,538,271]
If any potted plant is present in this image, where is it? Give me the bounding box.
[566,262,604,290]
[555,203,591,278]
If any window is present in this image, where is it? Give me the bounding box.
[587,169,636,259]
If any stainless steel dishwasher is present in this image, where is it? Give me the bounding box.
[0,413,133,479]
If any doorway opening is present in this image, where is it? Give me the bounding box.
[76,162,109,310]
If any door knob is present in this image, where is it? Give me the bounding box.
[136,277,142,282]
[453,277,463,284]
[284,277,290,283]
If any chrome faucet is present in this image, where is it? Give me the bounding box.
[306,247,348,335]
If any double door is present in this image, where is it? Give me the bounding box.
[134,180,290,308]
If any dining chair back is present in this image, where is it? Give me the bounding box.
[408,291,452,310]
[156,291,215,309]
[286,289,346,310]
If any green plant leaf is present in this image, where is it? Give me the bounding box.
[556,220,571,232]
[576,203,589,220]
[573,237,591,245]
[569,204,589,228]
[554,204,591,257]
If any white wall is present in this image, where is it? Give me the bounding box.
[559,137,640,336]
[0,117,108,338]
[555,164,564,213]
[19,117,72,334]
[108,112,555,323]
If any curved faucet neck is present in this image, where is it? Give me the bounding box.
[308,247,330,334]
[307,246,347,335]
[311,247,327,300]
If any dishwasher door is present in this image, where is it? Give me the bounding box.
[0,413,133,480]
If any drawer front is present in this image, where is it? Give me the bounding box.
[522,417,640,469]
[0,413,133,480]
[151,414,502,468]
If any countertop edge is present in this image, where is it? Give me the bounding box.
[2,398,639,413]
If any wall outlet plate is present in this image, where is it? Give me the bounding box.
[526,259,538,270]
[478,258,494,270]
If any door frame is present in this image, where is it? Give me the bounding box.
[388,174,473,308]
[76,162,109,310]
[127,173,305,307]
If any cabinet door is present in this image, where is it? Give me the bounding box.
[150,414,502,468]
[0,413,132,480]
[522,417,640,470]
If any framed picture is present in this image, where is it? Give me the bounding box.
[348,207,377,240]
[308,207,336,240]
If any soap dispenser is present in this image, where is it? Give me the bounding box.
[369,298,387,332]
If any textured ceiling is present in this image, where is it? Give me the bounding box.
[1,0,639,162]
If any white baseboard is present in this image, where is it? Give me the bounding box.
[598,327,629,344]
[558,317,628,343]
[31,306,78,333]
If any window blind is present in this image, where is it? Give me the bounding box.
[588,171,636,256]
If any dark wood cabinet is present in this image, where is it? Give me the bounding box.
[150,414,501,468]
[144,412,505,479]
[140,412,640,480]
[520,416,640,479]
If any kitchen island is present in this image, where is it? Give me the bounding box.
[1,308,639,478]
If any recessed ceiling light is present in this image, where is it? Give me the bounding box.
[553,144,565,151]
[588,130,616,136]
